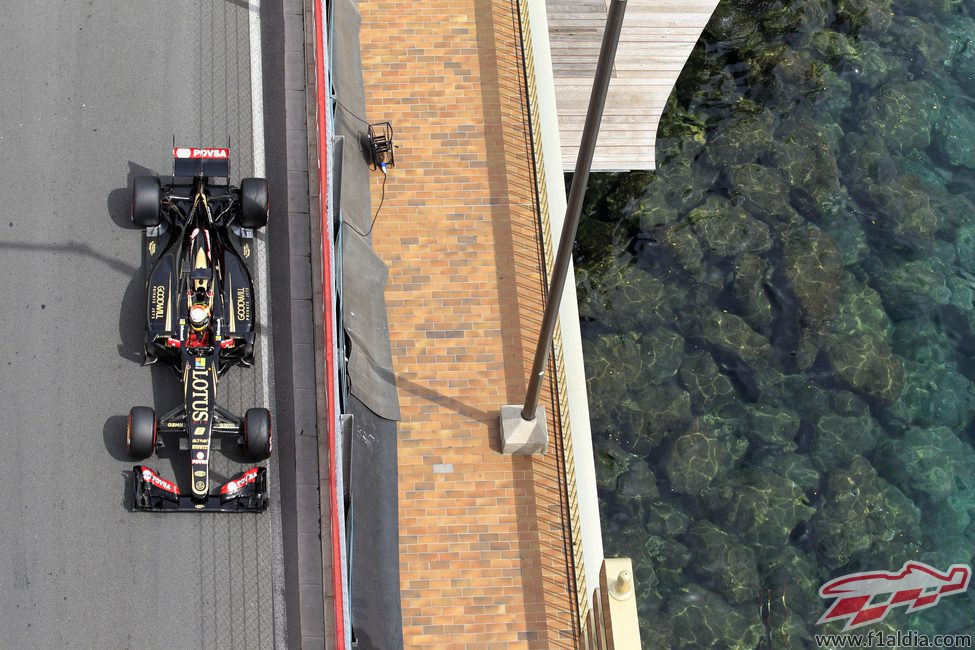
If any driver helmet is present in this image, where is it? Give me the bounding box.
[189,303,211,331]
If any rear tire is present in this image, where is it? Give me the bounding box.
[239,178,269,229]
[127,406,157,459]
[242,408,272,461]
[131,176,161,227]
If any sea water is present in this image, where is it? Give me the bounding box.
[577,0,975,645]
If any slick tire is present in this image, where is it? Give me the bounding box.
[127,406,157,460]
[239,177,269,229]
[131,176,161,228]
[242,408,272,461]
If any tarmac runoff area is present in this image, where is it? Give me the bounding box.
[0,2,292,648]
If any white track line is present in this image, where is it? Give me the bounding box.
[247,3,288,649]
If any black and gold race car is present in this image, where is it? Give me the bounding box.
[125,147,271,512]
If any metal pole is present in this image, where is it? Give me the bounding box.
[521,0,627,420]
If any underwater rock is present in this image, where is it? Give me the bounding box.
[664,425,747,496]
[955,224,975,273]
[655,152,716,213]
[890,358,975,430]
[665,583,764,649]
[687,520,761,604]
[577,264,675,331]
[898,0,961,19]
[809,413,881,472]
[726,163,803,228]
[831,276,892,342]
[811,456,920,569]
[794,329,825,371]
[822,331,904,404]
[702,110,779,168]
[841,132,898,195]
[592,436,634,493]
[835,0,892,37]
[705,2,759,47]
[759,0,827,39]
[752,451,821,492]
[876,426,975,504]
[827,389,871,418]
[659,224,706,275]
[887,15,951,72]
[934,99,975,170]
[925,184,975,234]
[891,318,951,366]
[678,349,739,412]
[639,383,694,449]
[818,199,871,267]
[730,254,773,334]
[861,81,940,154]
[584,333,644,398]
[949,17,975,95]
[741,403,801,450]
[870,259,950,322]
[770,117,843,205]
[585,334,692,454]
[617,459,659,501]
[680,307,771,368]
[760,546,822,619]
[767,46,831,106]
[871,175,942,242]
[645,498,692,537]
[634,192,680,235]
[644,534,692,590]
[687,196,772,258]
[856,38,903,89]
[640,328,685,384]
[810,29,861,72]
[639,611,675,650]
[899,150,952,192]
[757,372,831,419]
[699,467,815,553]
[782,225,843,330]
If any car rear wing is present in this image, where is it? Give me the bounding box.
[172,146,231,179]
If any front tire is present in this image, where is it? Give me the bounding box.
[242,408,272,461]
[131,176,161,227]
[239,178,269,229]
[127,406,157,459]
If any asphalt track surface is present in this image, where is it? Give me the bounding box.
[0,2,288,648]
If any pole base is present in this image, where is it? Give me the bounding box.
[499,405,547,455]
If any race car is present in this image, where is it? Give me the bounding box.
[125,147,272,512]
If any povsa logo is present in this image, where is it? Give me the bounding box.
[817,561,971,631]
[173,147,230,159]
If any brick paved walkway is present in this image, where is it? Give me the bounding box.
[358,0,579,647]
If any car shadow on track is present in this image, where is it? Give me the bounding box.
[110,163,196,500]
[107,161,160,231]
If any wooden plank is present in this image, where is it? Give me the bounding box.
[546,0,718,171]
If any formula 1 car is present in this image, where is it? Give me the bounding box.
[125,147,271,512]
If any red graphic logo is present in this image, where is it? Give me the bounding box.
[220,467,259,495]
[141,468,180,495]
[173,147,229,159]
[818,561,971,630]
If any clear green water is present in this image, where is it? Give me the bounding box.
[576,1,975,646]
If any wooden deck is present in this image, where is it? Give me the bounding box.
[547,0,719,171]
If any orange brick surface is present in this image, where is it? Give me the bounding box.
[358,0,578,647]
